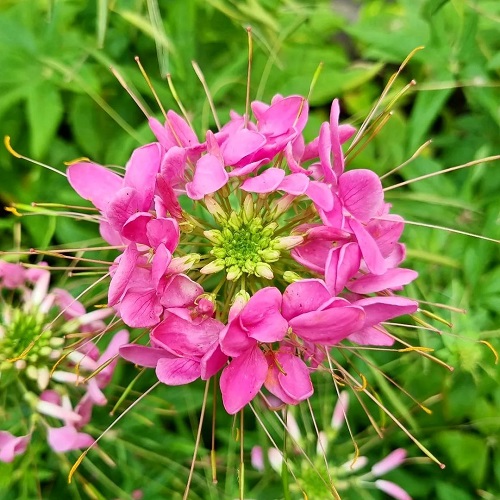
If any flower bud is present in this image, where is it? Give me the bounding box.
[269,194,295,219]
[242,194,254,223]
[272,235,304,250]
[283,271,302,283]
[228,211,242,231]
[204,196,227,223]
[260,249,281,262]
[200,259,225,275]
[226,265,242,281]
[204,229,224,244]
[255,262,274,280]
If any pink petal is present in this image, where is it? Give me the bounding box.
[325,243,361,295]
[108,244,140,306]
[282,279,331,320]
[52,288,86,318]
[258,96,308,137]
[185,153,228,200]
[284,142,309,174]
[151,244,172,287]
[354,296,418,326]
[318,122,334,182]
[339,169,384,222]
[347,325,395,346]
[155,357,201,385]
[219,321,256,357]
[241,168,286,194]
[147,217,180,252]
[347,268,418,294]
[156,174,183,218]
[166,110,199,148]
[221,128,266,165]
[160,274,203,308]
[289,306,365,344]
[338,124,356,143]
[200,343,228,380]
[152,315,223,358]
[123,142,162,210]
[227,157,269,177]
[99,220,126,246]
[67,162,122,211]
[119,344,174,368]
[251,446,265,471]
[149,117,173,149]
[159,146,187,184]
[97,329,130,365]
[241,287,288,342]
[367,215,405,257]
[105,187,143,232]
[372,449,407,476]
[269,352,313,403]
[375,480,412,500]
[120,287,163,328]
[306,181,334,211]
[278,173,309,195]
[220,345,268,414]
[331,391,349,430]
[290,239,331,273]
[122,212,153,246]
[0,432,30,462]
[330,99,345,177]
[47,426,94,453]
[349,218,387,275]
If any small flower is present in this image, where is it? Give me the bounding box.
[0,260,128,461]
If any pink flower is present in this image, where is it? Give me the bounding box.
[47,426,94,453]
[67,143,163,244]
[219,288,289,414]
[0,431,31,462]
[371,448,407,476]
[264,347,313,405]
[282,279,365,345]
[375,480,412,500]
[120,303,227,386]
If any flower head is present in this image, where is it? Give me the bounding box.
[0,261,128,461]
[67,93,418,415]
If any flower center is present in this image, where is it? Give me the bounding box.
[205,212,279,281]
[0,307,61,371]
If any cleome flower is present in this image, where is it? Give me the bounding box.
[0,260,128,462]
[66,94,419,415]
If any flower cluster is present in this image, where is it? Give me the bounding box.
[0,260,128,462]
[252,392,412,500]
[67,94,419,415]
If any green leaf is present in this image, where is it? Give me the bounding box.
[421,0,450,21]
[96,0,109,49]
[436,430,488,487]
[26,80,63,158]
[436,481,473,500]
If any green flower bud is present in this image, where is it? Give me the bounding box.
[255,262,274,280]
[200,259,226,275]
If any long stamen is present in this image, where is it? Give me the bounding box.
[192,61,221,130]
[110,66,151,118]
[380,139,433,180]
[183,380,210,500]
[384,155,500,191]
[244,26,253,129]
[69,382,161,483]
[4,137,67,177]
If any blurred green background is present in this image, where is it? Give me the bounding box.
[0,0,498,498]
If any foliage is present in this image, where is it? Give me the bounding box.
[0,0,498,498]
